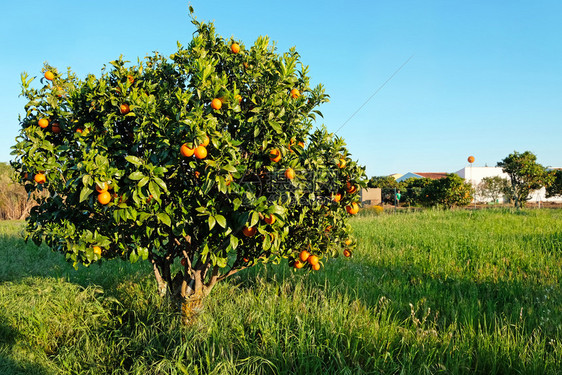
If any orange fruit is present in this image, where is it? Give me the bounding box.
[98,191,112,205]
[235,94,242,103]
[200,135,210,147]
[285,168,295,180]
[242,226,257,237]
[346,182,358,194]
[264,214,276,225]
[345,238,352,246]
[343,249,352,257]
[44,71,54,80]
[307,255,319,266]
[51,123,60,133]
[337,158,346,169]
[290,88,300,98]
[294,261,304,269]
[312,263,321,271]
[194,145,207,159]
[346,202,359,215]
[333,193,342,203]
[127,75,134,84]
[299,250,310,262]
[231,43,240,54]
[211,98,222,110]
[298,141,305,148]
[76,128,83,133]
[180,143,195,157]
[243,257,249,263]
[38,118,49,128]
[93,246,102,256]
[194,171,201,179]
[120,104,130,114]
[95,182,109,193]
[269,149,281,163]
[34,173,46,184]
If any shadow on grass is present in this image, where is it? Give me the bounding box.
[0,320,51,375]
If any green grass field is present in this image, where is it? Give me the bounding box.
[1,209,561,374]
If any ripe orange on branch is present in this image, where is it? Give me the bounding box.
[194,145,207,159]
[93,246,102,256]
[269,149,281,163]
[180,144,195,157]
[290,88,300,98]
[95,182,109,193]
[38,118,49,129]
[242,226,257,237]
[34,173,46,184]
[299,250,310,262]
[264,214,276,225]
[44,71,54,80]
[346,202,359,215]
[231,43,240,54]
[51,123,60,133]
[346,182,358,194]
[200,135,210,147]
[98,191,112,205]
[119,104,130,114]
[211,98,222,110]
[307,255,319,266]
[285,168,295,180]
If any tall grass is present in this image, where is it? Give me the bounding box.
[1,209,561,374]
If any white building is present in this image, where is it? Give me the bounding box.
[455,166,562,203]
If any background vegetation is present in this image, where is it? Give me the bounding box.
[1,209,561,374]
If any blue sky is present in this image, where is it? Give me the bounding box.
[1,0,561,177]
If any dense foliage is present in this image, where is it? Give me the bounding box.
[11,16,366,310]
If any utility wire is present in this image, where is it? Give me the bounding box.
[334,54,414,134]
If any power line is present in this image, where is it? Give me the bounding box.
[334,54,414,134]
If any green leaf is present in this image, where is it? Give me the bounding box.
[156,212,171,227]
[129,250,139,264]
[82,174,93,187]
[208,216,216,230]
[229,235,239,250]
[138,176,149,187]
[149,180,161,199]
[216,257,227,268]
[125,155,143,166]
[138,247,149,260]
[129,171,144,180]
[250,211,259,227]
[80,187,93,203]
[233,198,242,211]
[154,177,167,192]
[215,215,227,228]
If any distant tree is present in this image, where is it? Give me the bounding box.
[497,151,554,208]
[546,169,562,198]
[476,176,510,203]
[368,176,400,204]
[400,177,432,206]
[367,175,399,189]
[422,174,473,208]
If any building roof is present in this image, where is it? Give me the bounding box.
[414,172,448,180]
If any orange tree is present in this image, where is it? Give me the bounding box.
[11,17,366,315]
[420,174,473,208]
